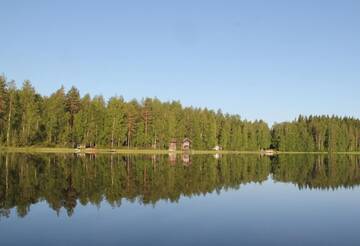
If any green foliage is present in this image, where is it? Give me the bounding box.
[272,115,360,152]
[66,86,81,145]
[1,78,359,152]
[43,87,67,145]
[0,76,9,139]
[18,81,42,145]
[105,96,126,148]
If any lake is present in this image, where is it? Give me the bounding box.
[1,153,360,246]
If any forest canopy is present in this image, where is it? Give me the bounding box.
[0,75,359,152]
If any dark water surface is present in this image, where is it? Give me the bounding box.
[1,153,360,246]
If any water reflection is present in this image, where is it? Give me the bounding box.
[0,153,359,218]
[271,155,360,189]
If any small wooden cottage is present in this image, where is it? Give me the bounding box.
[169,139,177,152]
[182,138,192,151]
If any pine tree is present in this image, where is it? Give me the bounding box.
[0,76,8,142]
[65,86,81,145]
[125,101,138,148]
[5,81,16,146]
[44,86,67,145]
[18,81,41,145]
[105,96,126,148]
[141,98,153,147]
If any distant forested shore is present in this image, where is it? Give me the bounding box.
[0,76,359,152]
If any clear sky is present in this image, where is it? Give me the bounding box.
[1,0,359,125]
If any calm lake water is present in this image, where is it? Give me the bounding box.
[1,153,360,246]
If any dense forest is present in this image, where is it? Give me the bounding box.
[0,76,270,150]
[272,116,360,152]
[0,76,360,152]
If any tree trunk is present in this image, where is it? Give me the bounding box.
[127,131,130,149]
[144,114,148,146]
[6,98,12,146]
[70,114,75,146]
[111,118,115,149]
[48,130,52,144]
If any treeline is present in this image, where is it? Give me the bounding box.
[272,115,360,152]
[1,76,360,152]
[0,76,270,150]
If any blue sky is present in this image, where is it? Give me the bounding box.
[1,0,359,124]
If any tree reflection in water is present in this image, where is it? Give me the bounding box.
[0,153,359,218]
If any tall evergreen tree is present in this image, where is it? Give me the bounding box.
[44,86,67,145]
[18,81,41,145]
[0,76,8,142]
[105,96,126,148]
[125,101,138,148]
[65,86,81,145]
[5,81,16,146]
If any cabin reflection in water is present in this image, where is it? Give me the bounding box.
[182,154,191,165]
[169,152,176,164]
[168,139,177,152]
[168,153,192,165]
[0,154,360,218]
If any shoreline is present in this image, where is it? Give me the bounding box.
[0,147,360,155]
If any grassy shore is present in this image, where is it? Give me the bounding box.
[0,146,259,155]
[0,146,360,155]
